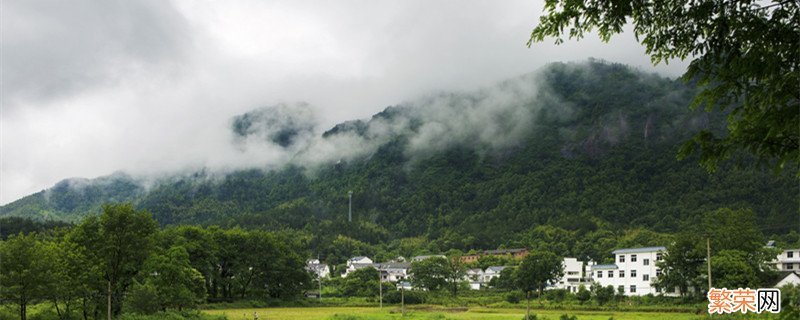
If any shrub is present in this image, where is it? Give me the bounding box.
[506,292,521,304]
[383,290,426,304]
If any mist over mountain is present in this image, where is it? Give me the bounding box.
[2,61,796,252]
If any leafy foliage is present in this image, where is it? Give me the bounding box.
[529,0,800,173]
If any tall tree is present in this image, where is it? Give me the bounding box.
[514,251,564,299]
[138,246,206,311]
[72,203,158,317]
[655,231,705,297]
[0,233,54,320]
[410,257,449,292]
[529,0,799,173]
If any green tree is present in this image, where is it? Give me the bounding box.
[46,237,102,320]
[342,267,380,297]
[138,246,207,311]
[410,257,449,292]
[590,283,615,306]
[72,203,158,317]
[490,267,517,290]
[0,233,54,320]
[575,284,591,304]
[530,0,799,173]
[711,250,759,289]
[703,208,777,286]
[410,256,466,296]
[514,251,563,298]
[655,232,705,297]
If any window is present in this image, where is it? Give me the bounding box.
[643,259,649,266]
[643,274,650,281]
[631,270,637,278]
[619,255,625,263]
[608,270,614,278]
[786,263,794,270]
[619,270,625,278]
[656,269,662,277]
[597,271,602,278]
[630,285,636,293]
[656,253,663,261]
[655,287,662,293]
[631,254,637,262]
[789,251,794,258]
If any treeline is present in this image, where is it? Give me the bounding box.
[0,204,311,320]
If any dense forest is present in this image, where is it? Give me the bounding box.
[2,61,797,265]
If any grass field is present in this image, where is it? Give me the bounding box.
[202,306,710,320]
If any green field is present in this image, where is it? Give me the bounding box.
[202,307,708,320]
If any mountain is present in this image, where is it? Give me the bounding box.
[2,60,797,254]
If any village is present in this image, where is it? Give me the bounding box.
[306,244,800,296]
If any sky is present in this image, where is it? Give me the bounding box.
[0,0,690,205]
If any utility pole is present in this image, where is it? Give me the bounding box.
[107,281,112,320]
[707,238,712,290]
[401,286,405,317]
[378,266,383,309]
[348,191,353,223]
[526,290,530,320]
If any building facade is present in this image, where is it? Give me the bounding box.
[591,246,669,296]
[772,248,800,271]
[552,257,594,293]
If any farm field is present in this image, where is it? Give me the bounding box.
[202,307,709,320]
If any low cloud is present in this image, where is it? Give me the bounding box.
[0,0,690,204]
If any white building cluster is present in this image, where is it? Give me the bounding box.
[305,243,800,296]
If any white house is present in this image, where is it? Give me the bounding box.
[482,266,508,284]
[591,246,673,296]
[551,257,594,293]
[378,262,411,282]
[412,255,445,262]
[775,272,800,287]
[771,248,800,272]
[343,256,376,277]
[348,256,373,266]
[306,259,330,279]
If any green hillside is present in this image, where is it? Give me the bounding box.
[2,60,797,262]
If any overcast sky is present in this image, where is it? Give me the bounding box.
[0,0,689,205]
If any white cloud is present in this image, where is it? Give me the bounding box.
[0,0,690,205]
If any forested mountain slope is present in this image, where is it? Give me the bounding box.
[2,61,796,258]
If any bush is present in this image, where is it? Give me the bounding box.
[506,292,521,304]
[559,314,577,320]
[521,314,538,320]
[383,290,426,304]
[126,281,162,314]
[117,310,225,320]
[544,289,568,303]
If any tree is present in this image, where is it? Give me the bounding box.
[575,284,591,304]
[703,208,777,286]
[410,256,466,296]
[655,232,705,297]
[342,267,380,297]
[490,267,517,290]
[591,283,615,306]
[72,203,158,317]
[0,233,54,320]
[530,0,799,173]
[137,246,207,311]
[514,251,564,298]
[410,257,449,292]
[711,250,759,289]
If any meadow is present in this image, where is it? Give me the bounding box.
[202,306,710,320]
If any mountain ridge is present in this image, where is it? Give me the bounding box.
[2,61,796,250]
